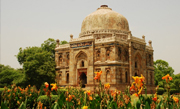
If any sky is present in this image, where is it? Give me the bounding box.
[1,0,180,74]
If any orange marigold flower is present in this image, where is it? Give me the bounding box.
[104,83,110,89]
[17,101,20,105]
[51,83,58,91]
[7,89,11,92]
[173,96,179,103]
[133,93,139,97]
[83,106,88,109]
[152,93,157,102]
[66,95,74,102]
[137,87,143,95]
[85,90,91,96]
[94,71,102,80]
[89,96,93,100]
[162,74,172,83]
[44,82,49,88]
[130,83,136,91]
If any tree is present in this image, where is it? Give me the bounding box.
[154,59,174,86]
[60,40,68,45]
[0,64,23,88]
[16,46,56,89]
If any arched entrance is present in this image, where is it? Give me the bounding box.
[80,72,87,88]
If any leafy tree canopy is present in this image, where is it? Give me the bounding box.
[0,64,23,88]
[16,38,68,89]
[154,59,174,86]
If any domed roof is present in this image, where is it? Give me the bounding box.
[80,5,129,36]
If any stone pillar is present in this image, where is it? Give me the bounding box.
[101,47,106,62]
[69,49,76,85]
[129,42,133,83]
[111,46,116,61]
[101,67,106,84]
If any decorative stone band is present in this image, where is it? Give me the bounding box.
[95,36,128,44]
[130,36,146,45]
[146,46,154,52]
[55,44,70,50]
[146,66,155,70]
[94,61,129,66]
[79,29,129,37]
[69,36,94,44]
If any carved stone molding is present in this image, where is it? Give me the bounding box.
[79,29,129,37]
[132,42,145,51]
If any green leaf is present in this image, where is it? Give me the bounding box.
[144,101,150,109]
[1,102,9,109]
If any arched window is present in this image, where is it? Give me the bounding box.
[81,61,84,67]
[59,54,63,65]
[106,70,110,82]
[66,73,69,83]
[135,62,138,68]
[96,50,100,61]
[146,71,148,84]
[118,47,121,60]
[125,71,128,83]
[120,72,122,83]
[135,72,138,76]
[150,72,153,85]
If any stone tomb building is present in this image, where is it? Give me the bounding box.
[55,5,155,92]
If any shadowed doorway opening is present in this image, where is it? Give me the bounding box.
[80,72,87,88]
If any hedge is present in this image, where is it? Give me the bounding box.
[51,88,67,95]
[37,95,58,107]
[170,88,179,95]
[157,87,165,95]
[0,88,5,105]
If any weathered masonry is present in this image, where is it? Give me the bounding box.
[55,5,155,92]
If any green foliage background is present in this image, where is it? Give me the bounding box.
[0,38,68,89]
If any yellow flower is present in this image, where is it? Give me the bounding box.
[104,83,110,89]
[83,106,88,109]
[51,83,58,91]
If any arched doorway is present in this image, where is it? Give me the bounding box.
[80,72,87,88]
[135,72,138,76]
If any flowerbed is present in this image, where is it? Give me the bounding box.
[1,72,179,109]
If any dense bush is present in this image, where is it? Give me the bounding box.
[37,95,58,107]
[51,88,67,95]
[0,88,5,105]
[157,87,165,95]
[170,88,179,95]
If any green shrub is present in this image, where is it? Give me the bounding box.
[0,88,5,104]
[170,88,179,95]
[157,87,165,95]
[37,95,58,107]
[51,88,67,95]
[0,88,4,94]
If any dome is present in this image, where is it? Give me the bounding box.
[80,5,129,36]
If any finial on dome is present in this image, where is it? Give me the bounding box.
[56,39,60,48]
[101,5,108,7]
[70,34,73,39]
[148,40,152,47]
[142,35,145,40]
